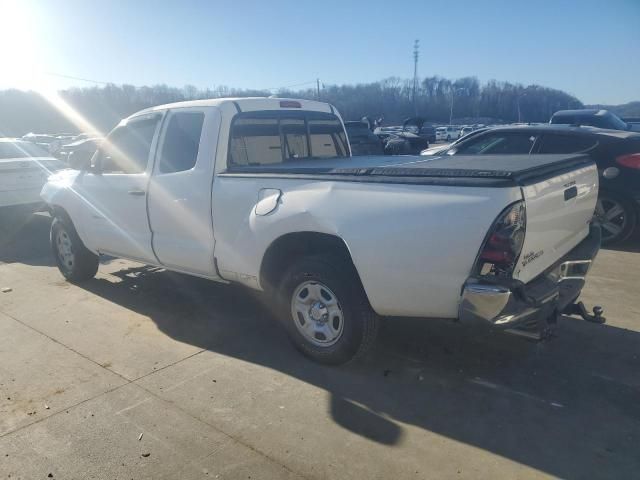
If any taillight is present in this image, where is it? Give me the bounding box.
[475,201,526,278]
[616,153,640,169]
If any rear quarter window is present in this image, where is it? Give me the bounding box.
[158,111,205,173]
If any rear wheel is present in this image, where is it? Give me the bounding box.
[594,192,637,245]
[278,255,378,365]
[51,216,99,282]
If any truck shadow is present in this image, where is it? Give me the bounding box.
[78,264,640,479]
[0,212,55,266]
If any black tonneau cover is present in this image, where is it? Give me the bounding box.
[223,154,594,187]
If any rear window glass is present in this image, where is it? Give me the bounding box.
[0,142,49,159]
[229,112,348,167]
[158,111,205,173]
[457,133,536,155]
[538,135,597,154]
[308,117,347,158]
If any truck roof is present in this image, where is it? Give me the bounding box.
[132,97,336,117]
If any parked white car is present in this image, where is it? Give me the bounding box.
[0,139,65,213]
[460,126,474,137]
[436,126,461,142]
[42,98,603,364]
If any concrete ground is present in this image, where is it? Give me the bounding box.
[1,213,639,480]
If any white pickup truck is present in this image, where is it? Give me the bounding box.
[42,98,603,364]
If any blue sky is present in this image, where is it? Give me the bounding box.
[2,0,639,104]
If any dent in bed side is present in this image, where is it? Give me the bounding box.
[212,176,523,318]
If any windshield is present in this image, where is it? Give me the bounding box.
[605,112,630,130]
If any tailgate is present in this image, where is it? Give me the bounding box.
[513,161,598,283]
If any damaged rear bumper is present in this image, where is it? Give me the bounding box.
[459,224,601,328]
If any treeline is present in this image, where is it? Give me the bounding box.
[0,76,584,136]
[311,77,582,125]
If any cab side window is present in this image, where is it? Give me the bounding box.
[98,116,160,174]
[158,112,205,174]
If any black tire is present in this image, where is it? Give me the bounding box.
[278,254,379,365]
[446,135,451,141]
[50,216,99,282]
[594,191,637,245]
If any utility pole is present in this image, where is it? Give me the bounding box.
[316,78,321,100]
[412,40,419,116]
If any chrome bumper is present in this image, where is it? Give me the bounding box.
[459,225,600,328]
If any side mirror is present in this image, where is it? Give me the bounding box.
[68,150,92,171]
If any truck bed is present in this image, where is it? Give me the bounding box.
[224,154,594,187]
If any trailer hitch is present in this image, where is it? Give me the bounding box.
[505,301,605,341]
[563,301,606,324]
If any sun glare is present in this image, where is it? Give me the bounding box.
[0,0,41,88]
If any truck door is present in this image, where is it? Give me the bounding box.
[79,114,161,263]
[147,107,221,277]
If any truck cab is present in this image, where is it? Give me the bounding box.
[45,97,349,278]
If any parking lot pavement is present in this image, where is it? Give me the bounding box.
[1,213,639,479]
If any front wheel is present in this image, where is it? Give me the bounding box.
[51,216,99,282]
[278,255,379,365]
[594,192,637,245]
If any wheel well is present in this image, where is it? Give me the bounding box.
[260,232,359,293]
[49,205,72,224]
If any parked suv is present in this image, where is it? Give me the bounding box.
[344,121,384,156]
[428,124,640,244]
[436,126,461,142]
[551,109,640,132]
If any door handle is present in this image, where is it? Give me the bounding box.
[564,186,578,201]
[128,189,146,196]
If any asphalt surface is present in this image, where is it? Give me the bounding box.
[1,213,639,479]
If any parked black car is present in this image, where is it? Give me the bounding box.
[58,137,101,166]
[344,121,384,156]
[419,125,437,143]
[381,117,431,155]
[428,124,640,245]
[551,109,640,132]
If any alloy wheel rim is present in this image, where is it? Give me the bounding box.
[55,228,75,271]
[595,197,627,242]
[291,281,344,347]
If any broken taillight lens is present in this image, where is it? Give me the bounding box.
[476,201,526,278]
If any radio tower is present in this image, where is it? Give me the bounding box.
[412,39,419,116]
